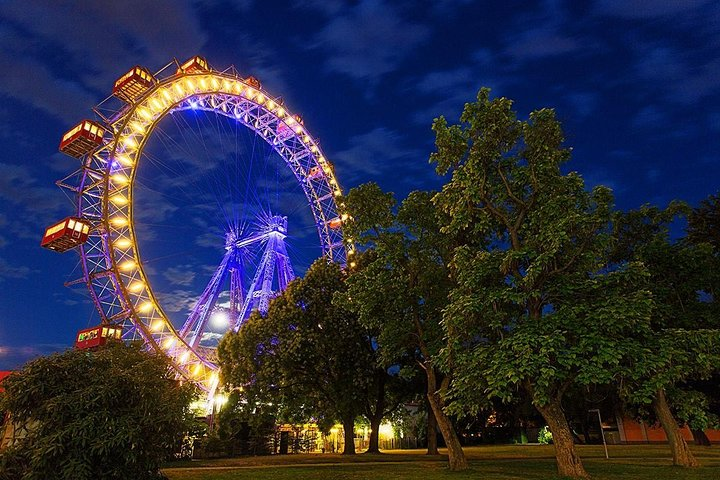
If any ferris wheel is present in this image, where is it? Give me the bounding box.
[42,56,354,394]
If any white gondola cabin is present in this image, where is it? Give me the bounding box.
[59,120,105,158]
[41,217,90,252]
[113,66,156,103]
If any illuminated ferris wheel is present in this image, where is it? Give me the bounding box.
[42,56,354,394]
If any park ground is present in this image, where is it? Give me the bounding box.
[163,444,720,480]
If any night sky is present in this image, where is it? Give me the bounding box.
[0,0,718,369]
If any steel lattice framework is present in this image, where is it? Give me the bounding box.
[57,59,353,393]
[179,215,296,351]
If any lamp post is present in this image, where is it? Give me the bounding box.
[588,409,609,459]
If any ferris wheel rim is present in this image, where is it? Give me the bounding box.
[74,64,350,392]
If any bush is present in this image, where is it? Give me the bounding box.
[538,426,553,444]
[0,342,197,480]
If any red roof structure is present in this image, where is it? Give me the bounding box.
[0,371,12,392]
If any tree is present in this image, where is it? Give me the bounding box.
[215,390,276,456]
[612,204,720,466]
[688,192,720,252]
[432,88,653,479]
[343,184,468,470]
[360,363,408,454]
[218,259,376,455]
[0,342,196,480]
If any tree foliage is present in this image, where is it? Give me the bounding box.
[0,342,196,480]
[218,259,376,454]
[431,88,654,479]
[343,184,468,469]
[688,192,720,252]
[612,203,720,464]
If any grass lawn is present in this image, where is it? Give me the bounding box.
[163,444,720,479]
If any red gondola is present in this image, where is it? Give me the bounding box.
[276,121,293,140]
[177,56,209,74]
[40,217,90,252]
[328,217,342,229]
[75,325,123,350]
[308,166,323,179]
[59,120,105,158]
[245,76,261,89]
[113,66,156,103]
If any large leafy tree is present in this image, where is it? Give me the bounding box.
[432,89,653,479]
[0,342,196,480]
[688,192,720,252]
[342,184,468,470]
[218,259,377,454]
[612,204,720,466]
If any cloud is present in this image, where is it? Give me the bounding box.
[564,92,598,118]
[310,0,430,84]
[629,43,720,104]
[0,343,69,369]
[411,51,504,125]
[709,113,720,131]
[632,105,667,129]
[163,264,198,286]
[500,0,594,64]
[0,257,32,281]
[0,0,207,121]
[0,48,96,122]
[332,127,421,181]
[154,289,198,314]
[504,30,583,63]
[0,163,67,222]
[429,0,475,16]
[196,230,226,249]
[594,0,713,19]
[132,183,180,225]
[293,0,344,16]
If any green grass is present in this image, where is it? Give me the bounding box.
[163,445,720,480]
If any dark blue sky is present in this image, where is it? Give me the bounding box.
[0,0,718,369]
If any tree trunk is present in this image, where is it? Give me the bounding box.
[366,413,382,453]
[691,428,711,446]
[652,388,699,467]
[426,367,467,471]
[426,400,439,455]
[342,416,356,455]
[536,398,589,479]
[365,370,386,454]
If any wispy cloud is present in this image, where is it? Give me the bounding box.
[333,127,421,181]
[0,163,67,222]
[411,50,504,125]
[0,0,206,121]
[154,289,198,314]
[621,40,720,106]
[163,264,198,287]
[0,343,69,370]
[308,0,430,85]
[0,257,32,282]
[594,0,713,19]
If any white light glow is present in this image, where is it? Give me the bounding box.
[210,310,229,328]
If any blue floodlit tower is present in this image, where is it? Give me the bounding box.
[179,214,295,349]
